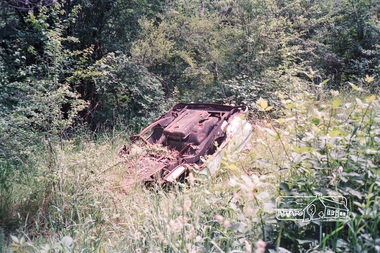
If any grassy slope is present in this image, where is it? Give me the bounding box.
[4,120,282,252]
[4,90,380,252]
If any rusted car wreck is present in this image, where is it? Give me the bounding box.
[118,103,252,186]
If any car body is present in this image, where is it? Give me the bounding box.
[118,103,253,186]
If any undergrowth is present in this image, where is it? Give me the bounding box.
[2,86,380,252]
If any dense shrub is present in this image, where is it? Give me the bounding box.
[85,52,166,128]
[256,88,380,251]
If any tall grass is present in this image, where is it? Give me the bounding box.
[3,87,380,252]
[3,125,275,252]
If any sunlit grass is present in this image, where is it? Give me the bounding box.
[6,120,284,252]
[5,89,380,252]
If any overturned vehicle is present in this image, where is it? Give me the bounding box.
[118,103,253,186]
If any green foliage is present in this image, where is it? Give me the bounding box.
[2,88,379,252]
[256,89,380,251]
[324,0,380,83]
[0,2,87,234]
[2,0,379,125]
[85,52,166,128]
[0,0,380,250]
[131,0,380,103]
[73,0,165,55]
[0,131,268,251]
[0,3,87,162]
[222,75,283,118]
[131,0,236,93]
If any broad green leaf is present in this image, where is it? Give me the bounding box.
[292,145,300,153]
[368,183,375,194]
[367,193,375,202]
[285,102,294,109]
[280,182,290,193]
[329,130,340,137]
[365,74,374,83]
[265,106,273,111]
[257,98,268,109]
[355,98,364,108]
[365,149,378,154]
[230,164,239,171]
[278,118,286,124]
[311,117,320,125]
[356,225,366,235]
[346,187,363,199]
[366,95,376,103]
[320,79,330,86]
[264,128,276,136]
[312,125,321,133]
[349,82,359,90]
[11,235,19,244]
[333,98,341,108]
[351,124,360,137]
[299,147,315,153]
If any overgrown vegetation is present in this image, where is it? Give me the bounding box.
[0,0,379,252]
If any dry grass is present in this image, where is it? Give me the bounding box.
[6,123,281,251]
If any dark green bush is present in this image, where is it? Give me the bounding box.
[86,52,166,128]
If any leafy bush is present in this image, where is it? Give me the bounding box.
[222,75,284,118]
[256,88,380,251]
[0,2,87,164]
[0,2,87,233]
[85,52,166,128]
[324,0,380,84]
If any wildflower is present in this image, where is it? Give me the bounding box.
[245,207,258,216]
[167,216,188,233]
[231,191,240,202]
[157,231,167,245]
[223,220,231,228]
[214,214,224,224]
[188,226,197,239]
[184,198,192,212]
[245,240,252,253]
[168,219,182,233]
[331,90,339,96]
[254,239,266,253]
[195,236,203,242]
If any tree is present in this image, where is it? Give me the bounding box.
[131,0,241,100]
[0,2,87,167]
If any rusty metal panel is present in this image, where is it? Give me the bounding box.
[164,110,210,140]
[115,103,251,187]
